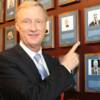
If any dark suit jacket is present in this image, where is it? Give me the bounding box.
[0,44,74,100]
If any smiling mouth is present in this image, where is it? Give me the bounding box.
[28,33,40,37]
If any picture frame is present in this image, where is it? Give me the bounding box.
[0,0,4,23]
[58,10,79,47]
[84,5,100,43]
[5,0,18,21]
[37,0,54,10]
[5,25,17,50]
[58,0,80,6]
[85,53,100,92]
[42,16,54,49]
[0,28,3,52]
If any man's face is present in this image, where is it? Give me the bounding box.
[15,6,47,50]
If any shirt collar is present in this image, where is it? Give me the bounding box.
[19,41,42,59]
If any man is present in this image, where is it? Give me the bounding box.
[0,1,80,100]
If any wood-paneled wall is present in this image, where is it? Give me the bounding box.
[0,0,100,100]
[46,0,100,100]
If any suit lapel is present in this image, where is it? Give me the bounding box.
[13,45,55,81]
[42,52,54,74]
[14,45,42,81]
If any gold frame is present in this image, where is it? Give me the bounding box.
[5,25,18,50]
[58,10,79,47]
[5,0,18,21]
[42,16,55,49]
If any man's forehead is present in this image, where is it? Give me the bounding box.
[17,5,45,16]
[17,7,45,18]
[15,1,48,22]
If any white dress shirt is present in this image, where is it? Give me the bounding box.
[20,41,50,76]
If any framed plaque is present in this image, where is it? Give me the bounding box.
[37,0,54,10]
[58,10,79,47]
[0,28,3,52]
[85,5,100,43]
[5,25,17,50]
[85,53,100,92]
[42,16,54,49]
[5,0,18,21]
[58,0,80,6]
[0,0,4,23]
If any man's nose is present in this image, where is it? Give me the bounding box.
[30,22,37,31]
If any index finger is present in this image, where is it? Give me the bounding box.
[69,41,80,53]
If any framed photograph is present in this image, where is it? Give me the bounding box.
[42,16,54,49]
[85,5,100,43]
[58,0,80,6]
[5,0,18,21]
[37,0,54,10]
[0,0,4,23]
[85,53,100,92]
[5,25,17,50]
[58,10,79,47]
[0,28,3,52]
[72,67,80,92]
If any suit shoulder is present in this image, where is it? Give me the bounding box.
[0,45,21,62]
[43,52,59,64]
[43,52,57,60]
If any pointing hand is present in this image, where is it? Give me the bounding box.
[60,41,80,71]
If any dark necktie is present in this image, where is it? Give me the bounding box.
[34,54,48,80]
